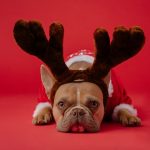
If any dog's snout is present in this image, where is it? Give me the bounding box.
[71,108,85,117]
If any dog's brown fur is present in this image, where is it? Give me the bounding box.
[118,109,141,126]
[32,106,53,125]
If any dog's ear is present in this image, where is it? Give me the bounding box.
[40,65,56,99]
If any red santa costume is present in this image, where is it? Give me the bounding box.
[33,50,137,121]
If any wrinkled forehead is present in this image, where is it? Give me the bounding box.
[54,82,103,103]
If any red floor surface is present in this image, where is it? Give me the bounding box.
[0,93,150,150]
[0,0,150,149]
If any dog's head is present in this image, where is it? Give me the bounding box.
[40,63,108,132]
[13,20,145,132]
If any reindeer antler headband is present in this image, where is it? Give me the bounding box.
[13,20,145,106]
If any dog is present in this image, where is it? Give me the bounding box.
[13,20,145,132]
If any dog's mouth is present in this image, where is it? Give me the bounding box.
[56,105,101,133]
[70,123,85,132]
[57,114,100,133]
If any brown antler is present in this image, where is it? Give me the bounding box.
[110,26,145,67]
[91,26,145,79]
[90,28,111,78]
[13,20,71,81]
[14,20,145,94]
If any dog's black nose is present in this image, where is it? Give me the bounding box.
[71,108,85,117]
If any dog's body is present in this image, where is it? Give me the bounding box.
[32,50,141,132]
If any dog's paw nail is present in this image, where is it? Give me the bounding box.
[32,112,52,125]
[126,116,141,127]
[32,119,37,125]
[118,110,141,127]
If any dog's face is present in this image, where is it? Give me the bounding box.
[53,82,104,132]
[41,64,108,132]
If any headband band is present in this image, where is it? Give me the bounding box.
[50,69,108,106]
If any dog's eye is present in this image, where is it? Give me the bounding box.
[88,100,99,109]
[58,101,65,109]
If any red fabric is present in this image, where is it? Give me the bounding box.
[105,70,132,117]
[37,84,49,103]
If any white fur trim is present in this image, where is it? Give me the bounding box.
[32,102,52,117]
[65,52,114,97]
[108,78,113,97]
[66,55,94,67]
[112,103,137,120]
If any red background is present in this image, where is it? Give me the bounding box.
[0,0,150,150]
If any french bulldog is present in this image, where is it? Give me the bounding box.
[32,59,140,132]
[13,20,145,132]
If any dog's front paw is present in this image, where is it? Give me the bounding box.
[32,103,53,125]
[118,109,141,127]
